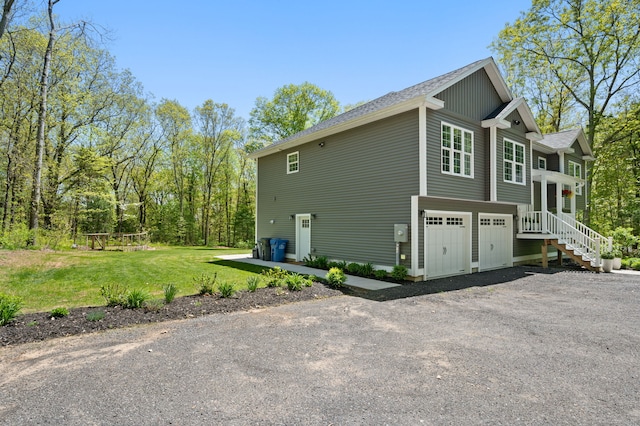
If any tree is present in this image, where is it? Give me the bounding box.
[249,82,339,145]
[492,0,640,146]
[0,0,16,40]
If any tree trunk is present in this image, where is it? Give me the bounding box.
[28,0,58,245]
[0,0,15,40]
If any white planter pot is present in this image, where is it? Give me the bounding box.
[602,259,614,273]
[613,258,622,270]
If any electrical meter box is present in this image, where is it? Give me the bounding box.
[394,224,408,243]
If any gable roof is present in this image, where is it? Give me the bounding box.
[536,128,594,159]
[482,97,542,140]
[250,57,514,159]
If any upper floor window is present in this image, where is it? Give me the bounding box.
[504,139,525,185]
[538,156,547,170]
[568,160,582,195]
[287,151,299,174]
[441,123,473,178]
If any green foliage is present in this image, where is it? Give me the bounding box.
[391,265,408,281]
[630,259,640,271]
[0,224,35,250]
[144,299,164,312]
[374,269,388,280]
[325,267,346,288]
[347,262,362,275]
[194,273,217,295]
[285,273,311,291]
[125,288,150,309]
[163,283,178,304]
[86,310,105,321]
[100,283,127,307]
[303,255,329,269]
[360,263,375,277]
[328,260,347,270]
[50,307,69,318]
[246,276,260,292]
[218,282,236,298]
[600,251,615,260]
[261,266,288,288]
[612,227,638,256]
[0,293,23,326]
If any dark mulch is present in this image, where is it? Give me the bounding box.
[0,284,344,347]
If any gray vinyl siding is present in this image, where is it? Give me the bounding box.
[434,69,504,121]
[256,111,419,267]
[426,110,486,200]
[533,150,547,170]
[565,142,586,211]
[496,110,532,205]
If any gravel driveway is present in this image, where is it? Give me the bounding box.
[1,267,638,425]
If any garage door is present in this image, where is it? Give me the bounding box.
[478,213,513,271]
[424,211,471,279]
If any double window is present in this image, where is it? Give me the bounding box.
[568,160,582,195]
[287,151,299,174]
[503,139,525,185]
[441,123,473,178]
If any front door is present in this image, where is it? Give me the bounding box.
[296,214,311,261]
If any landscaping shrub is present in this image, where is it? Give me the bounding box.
[163,283,178,303]
[0,293,23,326]
[194,273,217,295]
[218,282,236,298]
[100,283,127,307]
[391,265,408,281]
[631,259,640,271]
[246,276,260,292]
[360,263,375,277]
[286,273,311,291]
[50,307,69,318]
[86,310,105,321]
[303,255,329,269]
[347,262,362,275]
[374,269,388,280]
[262,266,288,287]
[326,267,347,288]
[144,299,164,312]
[125,288,150,309]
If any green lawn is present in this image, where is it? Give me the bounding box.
[0,246,262,313]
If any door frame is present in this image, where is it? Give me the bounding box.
[295,213,312,261]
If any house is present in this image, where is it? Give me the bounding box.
[249,57,608,279]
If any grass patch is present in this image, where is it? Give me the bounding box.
[0,247,254,313]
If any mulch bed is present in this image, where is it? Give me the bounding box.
[0,284,344,347]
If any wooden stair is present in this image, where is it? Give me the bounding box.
[544,239,601,272]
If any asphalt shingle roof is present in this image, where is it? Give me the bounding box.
[538,129,583,150]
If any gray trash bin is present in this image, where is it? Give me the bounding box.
[260,237,271,261]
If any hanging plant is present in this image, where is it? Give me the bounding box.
[562,189,573,198]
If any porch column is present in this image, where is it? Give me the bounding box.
[541,176,548,232]
[556,181,563,216]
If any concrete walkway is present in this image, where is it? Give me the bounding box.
[216,253,400,291]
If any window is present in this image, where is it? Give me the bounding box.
[441,123,473,178]
[568,160,582,195]
[538,156,547,170]
[287,152,299,174]
[503,139,525,185]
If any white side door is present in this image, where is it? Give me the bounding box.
[424,211,471,279]
[478,213,513,271]
[296,214,311,261]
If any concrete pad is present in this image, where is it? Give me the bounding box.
[216,253,401,291]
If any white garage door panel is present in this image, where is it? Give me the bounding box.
[424,212,471,279]
[478,213,513,271]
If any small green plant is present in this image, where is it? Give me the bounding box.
[125,288,150,309]
[144,299,165,312]
[100,283,127,307]
[194,273,217,295]
[246,276,260,292]
[303,255,329,269]
[391,265,408,281]
[163,283,178,303]
[601,251,615,260]
[285,273,306,291]
[360,263,375,277]
[50,307,69,318]
[374,269,388,280]
[218,281,236,298]
[347,262,362,275]
[86,310,105,321]
[0,293,23,326]
[262,266,288,287]
[631,259,640,271]
[27,320,38,326]
[325,267,347,288]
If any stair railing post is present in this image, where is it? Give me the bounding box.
[595,237,601,266]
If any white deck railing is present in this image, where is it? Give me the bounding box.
[518,210,612,267]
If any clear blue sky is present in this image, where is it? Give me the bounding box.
[55,0,531,121]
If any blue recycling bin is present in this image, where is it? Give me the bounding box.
[270,238,288,262]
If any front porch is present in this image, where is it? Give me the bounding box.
[516,210,612,271]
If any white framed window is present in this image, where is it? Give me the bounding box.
[503,139,526,185]
[441,122,473,178]
[538,156,547,170]
[287,151,299,174]
[568,160,582,195]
